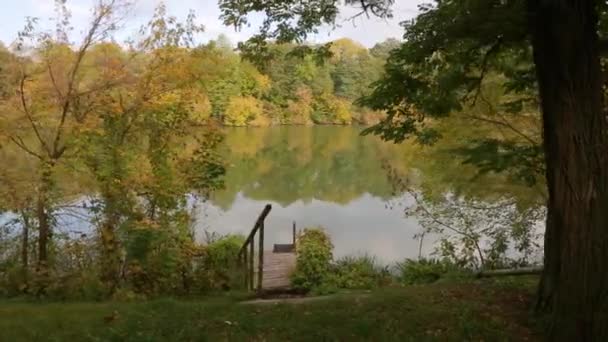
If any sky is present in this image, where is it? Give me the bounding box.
[0,0,424,48]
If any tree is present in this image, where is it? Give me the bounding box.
[529,2,607,339]
[369,38,401,60]
[330,38,383,101]
[219,0,608,338]
[74,5,225,292]
[0,1,228,296]
[223,95,264,126]
[1,0,128,279]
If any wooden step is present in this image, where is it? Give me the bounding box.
[261,251,296,290]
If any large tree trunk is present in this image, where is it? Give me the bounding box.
[536,206,558,312]
[529,0,608,340]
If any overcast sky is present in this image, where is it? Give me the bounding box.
[0,0,424,47]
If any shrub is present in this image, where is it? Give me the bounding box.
[310,273,339,295]
[0,261,26,297]
[291,227,333,291]
[195,234,245,291]
[205,234,244,274]
[395,258,466,285]
[45,272,107,301]
[333,254,391,289]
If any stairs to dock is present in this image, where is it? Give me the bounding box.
[238,204,299,294]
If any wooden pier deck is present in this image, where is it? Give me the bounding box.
[238,204,298,294]
[258,250,296,290]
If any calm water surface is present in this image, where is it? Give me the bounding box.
[197,126,428,262]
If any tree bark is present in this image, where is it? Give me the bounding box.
[529,0,608,340]
[536,206,558,312]
[99,189,122,291]
[20,210,30,285]
[36,162,53,270]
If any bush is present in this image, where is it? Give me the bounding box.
[333,254,391,289]
[195,234,245,291]
[45,272,107,301]
[310,273,339,295]
[291,227,333,291]
[291,231,395,292]
[395,258,468,285]
[0,261,26,297]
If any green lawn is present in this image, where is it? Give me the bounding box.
[0,278,542,341]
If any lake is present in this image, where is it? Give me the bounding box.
[1,125,541,264]
[197,126,430,263]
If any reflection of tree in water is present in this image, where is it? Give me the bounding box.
[212,124,545,211]
[3,125,544,213]
[212,126,402,209]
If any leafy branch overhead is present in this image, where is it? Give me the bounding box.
[218,0,394,65]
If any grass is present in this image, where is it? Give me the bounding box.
[0,277,542,341]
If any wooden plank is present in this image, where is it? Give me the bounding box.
[261,251,296,290]
[243,247,248,288]
[257,222,264,291]
[273,244,295,253]
[248,239,254,290]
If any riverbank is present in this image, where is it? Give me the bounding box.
[0,277,542,341]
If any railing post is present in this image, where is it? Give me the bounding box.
[249,238,254,291]
[238,204,272,292]
[258,221,264,292]
[242,251,248,289]
[292,221,296,248]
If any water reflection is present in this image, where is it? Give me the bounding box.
[199,193,432,263]
[201,126,426,262]
[212,126,404,208]
[0,125,540,263]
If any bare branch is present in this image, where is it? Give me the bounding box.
[464,113,539,146]
[463,38,503,105]
[46,62,64,99]
[9,135,45,160]
[51,1,119,157]
[465,91,540,146]
[18,74,51,157]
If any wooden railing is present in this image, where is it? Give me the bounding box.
[238,204,272,292]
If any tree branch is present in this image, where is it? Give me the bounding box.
[9,136,45,160]
[464,112,539,146]
[46,62,64,99]
[18,74,51,157]
[408,190,486,268]
[51,2,115,158]
[463,38,503,105]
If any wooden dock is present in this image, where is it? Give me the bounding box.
[238,204,298,294]
[258,250,296,290]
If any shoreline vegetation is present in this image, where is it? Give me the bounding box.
[0,225,544,340]
[182,36,394,128]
